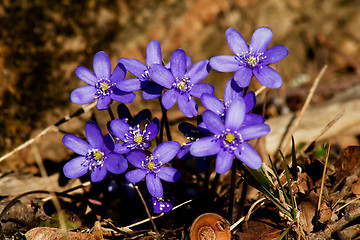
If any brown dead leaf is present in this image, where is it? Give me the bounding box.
[25,227,93,240]
[318,202,332,224]
[332,146,360,191]
[234,218,282,240]
[351,178,360,195]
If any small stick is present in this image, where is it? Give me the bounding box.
[0,101,97,163]
[255,86,267,96]
[134,185,161,240]
[31,144,69,239]
[280,65,328,155]
[315,144,331,227]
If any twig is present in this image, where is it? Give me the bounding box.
[309,204,360,240]
[134,185,161,240]
[314,144,330,227]
[280,65,328,155]
[123,198,194,229]
[31,144,68,239]
[296,111,343,158]
[0,101,96,163]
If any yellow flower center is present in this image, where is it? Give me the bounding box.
[134,135,143,144]
[247,56,258,67]
[93,151,103,161]
[147,161,155,170]
[177,80,187,90]
[100,82,110,91]
[225,133,235,143]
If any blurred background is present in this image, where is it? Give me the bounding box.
[0,0,359,171]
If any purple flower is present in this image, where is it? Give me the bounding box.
[152,197,173,214]
[210,27,288,89]
[125,141,181,197]
[149,49,214,118]
[201,78,264,126]
[109,117,160,154]
[177,121,211,172]
[71,51,136,110]
[63,121,128,182]
[190,97,270,174]
[117,40,164,100]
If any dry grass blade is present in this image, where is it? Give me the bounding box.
[314,144,330,227]
[0,101,96,164]
[280,65,328,156]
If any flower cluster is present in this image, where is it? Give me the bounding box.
[63,26,288,213]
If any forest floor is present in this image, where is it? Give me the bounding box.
[1,0,360,239]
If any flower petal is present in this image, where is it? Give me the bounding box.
[105,153,128,174]
[75,66,98,85]
[110,63,126,85]
[118,58,147,79]
[157,167,181,182]
[96,96,111,110]
[110,88,136,103]
[201,94,224,116]
[133,109,152,125]
[146,174,163,197]
[225,28,249,55]
[178,93,198,117]
[117,78,142,92]
[238,124,270,140]
[63,134,90,155]
[243,113,265,125]
[70,86,96,105]
[253,65,282,89]
[249,27,273,54]
[233,67,252,88]
[234,142,262,169]
[126,150,146,168]
[243,91,256,112]
[262,45,289,65]
[93,51,111,79]
[161,88,178,109]
[146,118,160,141]
[170,49,187,79]
[91,166,108,182]
[209,55,241,72]
[153,141,180,165]
[186,59,210,84]
[102,133,115,154]
[225,97,245,130]
[63,156,89,178]
[146,40,162,65]
[202,110,225,135]
[215,149,234,174]
[114,143,130,154]
[142,82,163,100]
[190,136,220,157]
[149,64,175,89]
[126,169,147,183]
[189,83,214,98]
[85,121,104,149]
[224,78,243,104]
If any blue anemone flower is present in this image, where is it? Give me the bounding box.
[109,117,160,154]
[201,78,264,126]
[71,51,136,110]
[125,141,181,198]
[190,98,270,174]
[152,197,173,214]
[210,27,288,89]
[63,121,128,182]
[117,40,164,100]
[149,49,214,118]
